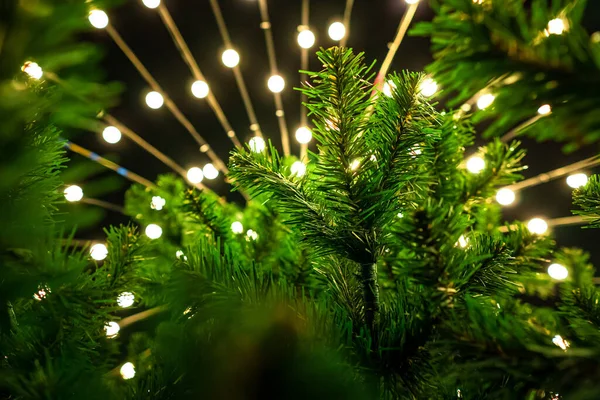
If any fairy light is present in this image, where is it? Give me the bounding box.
[186,167,204,183]
[221,49,240,68]
[145,223,163,239]
[90,243,108,261]
[405,0,420,3]
[21,61,43,79]
[495,188,516,206]
[150,196,166,210]
[290,161,307,177]
[202,163,219,180]
[418,78,438,97]
[88,10,109,29]
[117,292,135,308]
[104,322,120,338]
[552,335,570,351]
[249,136,266,153]
[102,126,122,144]
[142,0,161,8]
[328,22,346,41]
[383,81,396,97]
[548,263,569,281]
[145,91,164,109]
[297,29,316,49]
[477,93,495,110]
[350,159,361,171]
[231,221,244,234]
[537,104,552,115]
[547,18,567,35]
[466,156,485,174]
[527,218,548,235]
[246,229,258,241]
[33,285,50,301]
[64,185,83,202]
[120,362,136,380]
[457,235,469,248]
[267,75,285,93]
[566,173,588,189]
[175,250,187,261]
[295,127,312,144]
[191,80,210,99]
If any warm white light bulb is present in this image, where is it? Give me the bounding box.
[117,292,135,308]
[102,126,122,144]
[145,223,163,239]
[202,163,219,180]
[21,61,43,79]
[477,93,495,110]
[496,188,516,206]
[142,0,161,8]
[466,156,486,174]
[350,159,361,171]
[120,362,136,380]
[405,0,420,3]
[64,185,83,202]
[547,18,566,35]
[191,80,209,99]
[90,243,108,261]
[566,173,588,189]
[537,104,552,115]
[552,334,570,351]
[297,29,316,49]
[175,250,187,261]
[419,78,438,97]
[150,196,166,210]
[267,75,285,93]
[328,22,346,41]
[88,10,109,29]
[548,263,568,281]
[527,218,548,235]
[290,161,307,177]
[104,321,120,338]
[383,81,396,97]
[457,235,469,248]
[145,91,164,109]
[222,49,240,68]
[249,136,266,153]
[246,229,258,241]
[187,167,204,183]
[295,127,312,144]
[231,221,244,234]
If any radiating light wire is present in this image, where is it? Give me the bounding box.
[80,197,126,214]
[299,0,310,160]
[339,0,355,48]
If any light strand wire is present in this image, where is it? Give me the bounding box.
[80,197,126,214]
[339,0,355,48]
[299,0,310,160]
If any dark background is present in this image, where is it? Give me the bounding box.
[75,0,599,264]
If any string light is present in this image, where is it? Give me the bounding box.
[405,0,420,3]
[547,18,567,35]
[295,127,312,144]
[383,81,396,97]
[142,0,161,8]
[202,163,219,180]
[466,156,485,174]
[33,285,50,301]
[397,212,404,218]
[120,362,136,380]
[145,91,164,109]
[231,221,244,234]
[64,185,83,202]
[328,22,346,41]
[457,235,469,248]
[537,104,552,115]
[104,321,120,338]
[191,80,210,99]
[267,75,285,93]
[477,93,495,110]
[221,49,240,68]
[186,167,204,183]
[566,173,588,189]
[249,136,266,153]
[350,159,361,171]
[117,292,135,308]
[552,335,570,351]
[21,61,43,79]
[496,188,516,206]
[88,10,109,29]
[175,250,187,261]
[150,196,166,210]
[102,126,122,144]
[90,243,108,261]
[145,223,163,239]
[290,161,307,177]
[548,263,569,281]
[527,218,548,235]
[246,229,258,241]
[297,29,316,49]
[419,78,438,97]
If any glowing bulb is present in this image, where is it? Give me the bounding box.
[537,104,552,115]
[466,156,485,174]
[496,188,516,206]
[202,163,219,180]
[104,321,120,338]
[566,173,588,189]
[90,243,108,261]
[552,335,570,351]
[297,29,316,49]
[548,263,568,281]
[142,0,161,8]
[397,212,404,218]
[547,18,566,35]
[21,61,43,79]
[383,81,396,97]
[88,10,109,29]
[231,221,244,234]
[33,285,50,301]
[191,80,209,98]
[477,93,495,110]
[120,362,136,380]
[419,78,438,97]
[267,75,285,93]
[246,229,258,241]
[175,250,187,260]
[328,22,346,41]
[295,127,312,144]
[187,167,204,183]
[249,136,266,153]
[457,235,469,248]
[117,292,135,308]
[145,91,164,109]
[222,49,240,68]
[405,0,420,3]
[145,223,163,239]
[150,196,166,210]
[290,161,306,177]
[102,126,122,144]
[350,159,360,171]
[64,185,83,202]
[527,218,548,235]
